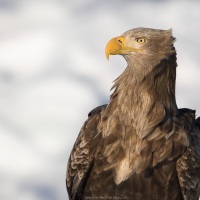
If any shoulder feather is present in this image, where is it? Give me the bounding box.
[176,116,200,200]
[66,105,106,200]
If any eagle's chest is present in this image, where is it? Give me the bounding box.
[109,138,152,185]
[85,159,182,200]
[113,153,138,185]
[96,122,187,187]
[96,126,154,185]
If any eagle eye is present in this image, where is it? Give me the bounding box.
[136,37,146,44]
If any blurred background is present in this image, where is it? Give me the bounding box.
[0,0,200,199]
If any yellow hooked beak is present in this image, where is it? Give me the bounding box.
[105,36,142,60]
[105,36,125,60]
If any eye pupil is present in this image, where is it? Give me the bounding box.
[137,38,146,44]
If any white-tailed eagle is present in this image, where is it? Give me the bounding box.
[66,28,200,200]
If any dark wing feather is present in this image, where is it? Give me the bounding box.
[88,104,107,117]
[177,117,200,200]
[66,105,107,200]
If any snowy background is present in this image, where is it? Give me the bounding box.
[0,0,200,200]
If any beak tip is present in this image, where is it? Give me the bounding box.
[105,36,124,61]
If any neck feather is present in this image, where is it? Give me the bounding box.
[102,53,178,138]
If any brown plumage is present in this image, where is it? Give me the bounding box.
[66,28,200,200]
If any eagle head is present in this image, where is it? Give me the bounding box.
[105,28,176,65]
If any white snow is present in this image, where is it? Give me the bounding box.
[0,0,200,199]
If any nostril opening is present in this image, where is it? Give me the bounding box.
[118,39,122,44]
